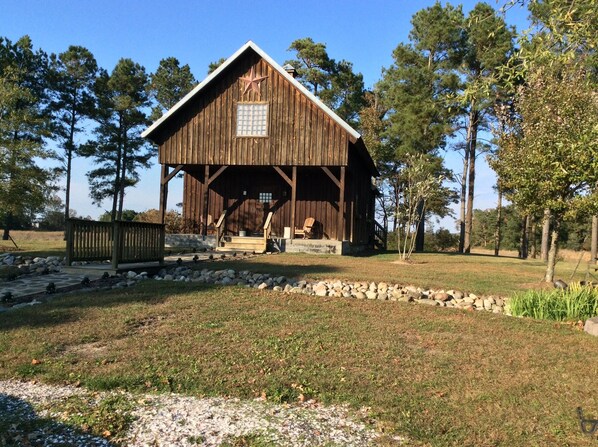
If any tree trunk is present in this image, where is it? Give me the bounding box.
[64,107,76,228]
[463,108,479,254]
[544,227,559,283]
[458,147,469,253]
[117,123,128,221]
[494,186,502,256]
[591,215,598,265]
[519,215,528,259]
[415,200,425,252]
[541,209,551,263]
[529,218,537,259]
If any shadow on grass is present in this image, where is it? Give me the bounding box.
[193,260,341,278]
[381,249,524,260]
[0,261,342,331]
[0,393,115,446]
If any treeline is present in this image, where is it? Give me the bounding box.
[362,0,597,282]
[0,37,196,239]
[472,205,595,254]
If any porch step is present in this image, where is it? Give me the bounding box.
[217,236,267,253]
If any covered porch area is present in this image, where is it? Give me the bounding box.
[159,164,376,253]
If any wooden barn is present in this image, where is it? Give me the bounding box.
[142,41,385,254]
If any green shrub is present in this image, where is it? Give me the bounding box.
[508,283,598,322]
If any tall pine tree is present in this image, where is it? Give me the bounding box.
[148,57,196,121]
[49,46,98,224]
[286,38,365,126]
[83,59,152,221]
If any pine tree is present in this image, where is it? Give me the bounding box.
[376,2,462,250]
[286,38,365,126]
[83,59,153,221]
[459,3,515,253]
[49,46,98,224]
[148,57,196,121]
[0,36,55,239]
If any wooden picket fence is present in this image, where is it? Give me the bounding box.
[66,219,165,269]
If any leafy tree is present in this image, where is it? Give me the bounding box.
[148,57,196,121]
[394,153,449,260]
[0,36,55,239]
[38,194,69,230]
[83,59,153,221]
[48,46,98,224]
[98,209,137,222]
[134,208,186,233]
[286,38,365,126]
[492,62,598,281]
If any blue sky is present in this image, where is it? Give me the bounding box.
[3,0,530,228]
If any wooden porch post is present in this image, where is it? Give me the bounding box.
[202,165,210,236]
[159,165,169,225]
[338,167,346,241]
[202,165,229,236]
[291,166,297,240]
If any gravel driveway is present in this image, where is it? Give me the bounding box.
[0,380,405,446]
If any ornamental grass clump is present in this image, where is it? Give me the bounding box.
[508,282,598,322]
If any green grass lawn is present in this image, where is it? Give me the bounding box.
[2,281,598,446]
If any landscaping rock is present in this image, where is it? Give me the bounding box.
[365,291,378,300]
[584,317,598,337]
[433,292,450,302]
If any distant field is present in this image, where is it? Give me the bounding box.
[0,230,66,257]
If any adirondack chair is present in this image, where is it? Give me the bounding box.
[295,217,316,239]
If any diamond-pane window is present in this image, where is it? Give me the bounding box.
[237,103,268,137]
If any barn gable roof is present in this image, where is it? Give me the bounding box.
[143,41,362,141]
[142,41,378,176]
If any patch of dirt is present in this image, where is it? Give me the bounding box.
[391,259,426,265]
[64,341,108,359]
[125,315,169,334]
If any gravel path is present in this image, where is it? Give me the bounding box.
[0,380,405,446]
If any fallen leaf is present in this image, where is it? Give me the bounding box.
[31,359,41,365]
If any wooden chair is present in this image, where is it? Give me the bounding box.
[295,217,316,239]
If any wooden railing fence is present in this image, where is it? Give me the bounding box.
[263,211,274,248]
[66,219,165,269]
[373,220,388,250]
[215,210,227,247]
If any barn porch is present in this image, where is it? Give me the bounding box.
[159,164,380,254]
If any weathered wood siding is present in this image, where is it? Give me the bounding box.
[155,50,349,167]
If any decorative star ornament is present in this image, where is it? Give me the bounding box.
[240,67,268,97]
